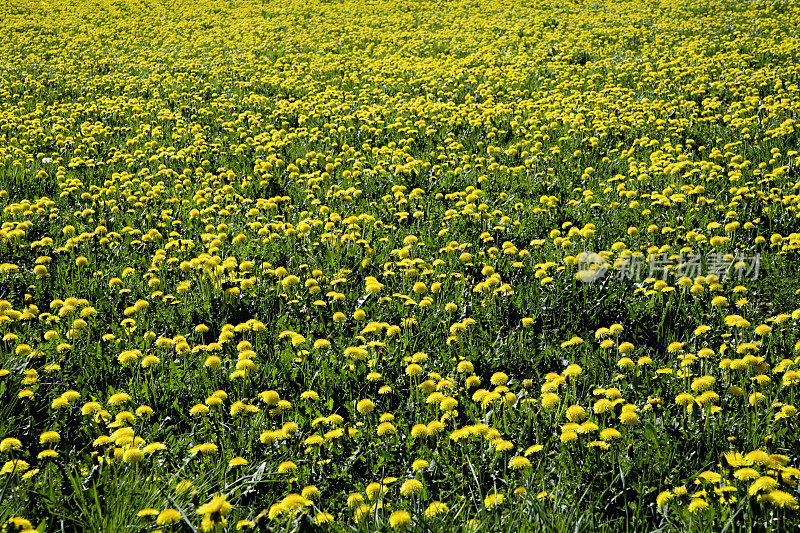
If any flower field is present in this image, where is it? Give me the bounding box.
[2,0,800,530]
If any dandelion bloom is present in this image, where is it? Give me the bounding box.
[617,357,635,370]
[457,360,474,373]
[618,342,634,354]
[593,399,614,414]
[389,510,412,530]
[493,439,514,452]
[696,471,722,484]
[560,431,578,444]
[667,342,684,353]
[440,397,459,411]
[484,493,505,508]
[425,501,449,517]
[122,449,145,464]
[675,393,694,407]
[509,456,531,470]
[40,431,60,445]
[143,443,166,454]
[0,459,30,475]
[490,372,508,386]
[189,442,218,455]
[687,498,708,513]
[620,410,638,426]
[524,444,544,455]
[313,339,331,350]
[656,491,673,508]
[412,459,429,471]
[108,392,131,406]
[766,490,799,509]
[365,482,384,501]
[197,494,232,516]
[281,493,312,512]
[347,493,365,508]
[749,392,766,406]
[405,364,423,377]
[566,405,587,422]
[399,479,423,496]
[410,424,429,439]
[541,393,560,409]
[190,404,209,417]
[156,509,182,525]
[315,512,333,524]
[377,422,396,436]
[690,376,715,392]
[278,461,297,474]
[599,428,621,441]
[301,390,319,401]
[0,438,22,452]
[711,296,728,307]
[356,398,375,414]
[748,476,778,495]
[301,485,321,500]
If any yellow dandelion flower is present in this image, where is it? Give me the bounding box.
[767,490,799,509]
[278,461,297,474]
[0,459,29,475]
[425,501,449,518]
[656,490,673,508]
[566,405,587,422]
[122,449,145,464]
[484,493,505,508]
[197,493,232,519]
[39,431,60,445]
[490,372,508,386]
[389,510,412,530]
[412,459,429,471]
[509,456,531,470]
[399,479,423,496]
[347,493,365,508]
[108,392,131,406]
[749,476,778,495]
[687,498,709,513]
[315,512,333,524]
[189,442,218,455]
[377,422,396,436]
[541,393,560,409]
[0,438,22,452]
[356,398,375,414]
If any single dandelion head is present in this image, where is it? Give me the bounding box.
[0,438,22,453]
[509,456,531,470]
[399,478,423,496]
[389,510,412,531]
[425,501,449,518]
[156,509,182,525]
[490,372,508,386]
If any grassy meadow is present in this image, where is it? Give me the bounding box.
[1,0,800,530]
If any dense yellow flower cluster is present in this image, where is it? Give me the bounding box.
[1,0,800,529]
